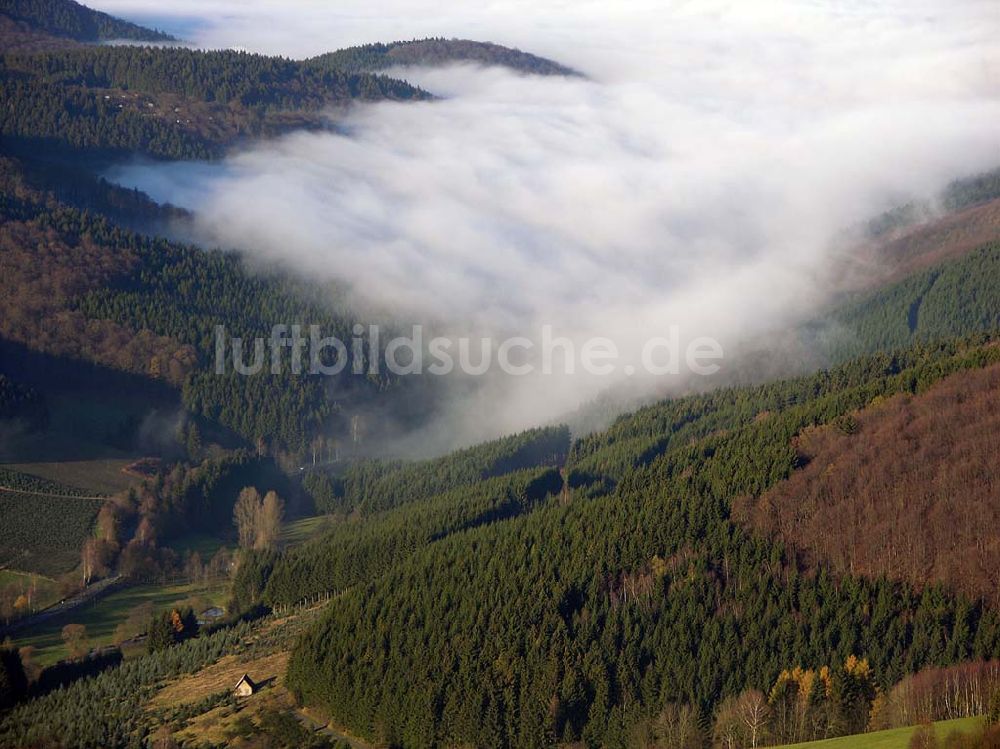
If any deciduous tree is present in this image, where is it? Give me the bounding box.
[233,486,262,550]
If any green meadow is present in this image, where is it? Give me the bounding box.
[771,716,985,749]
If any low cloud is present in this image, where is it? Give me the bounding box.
[103,0,1000,445]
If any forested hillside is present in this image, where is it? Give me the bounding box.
[309,38,580,76]
[233,425,569,607]
[279,337,1000,747]
[0,0,173,43]
[854,194,1000,286]
[0,13,78,53]
[0,155,430,457]
[302,424,570,515]
[0,45,426,159]
[864,167,1000,242]
[3,46,424,107]
[0,159,197,385]
[736,361,1000,607]
[1,4,999,746]
[240,467,563,609]
[943,167,1000,213]
[825,242,1000,360]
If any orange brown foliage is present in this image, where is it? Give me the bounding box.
[836,198,1000,293]
[735,364,1000,606]
[0,215,195,384]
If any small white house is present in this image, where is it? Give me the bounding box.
[233,673,257,698]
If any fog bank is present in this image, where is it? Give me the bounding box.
[101,0,1000,445]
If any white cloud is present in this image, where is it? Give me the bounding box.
[102,0,1000,444]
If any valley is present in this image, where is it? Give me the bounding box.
[0,1,998,748]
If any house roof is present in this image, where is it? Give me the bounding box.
[234,673,255,689]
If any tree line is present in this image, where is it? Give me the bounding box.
[4,46,426,109]
[0,71,216,159]
[307,38,578,77]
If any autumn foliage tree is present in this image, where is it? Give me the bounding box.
[233,486,284,551]
[737,363,1000,607]
[768,665,833,744]
[80,537,114,585]
[256,490,284,550]
[233,487,262,550]
[712,657,882,746]
[61,624,88,659]
[146,608,197,653]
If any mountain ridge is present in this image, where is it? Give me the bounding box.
[308,37,582,77]
[0,0,174,45]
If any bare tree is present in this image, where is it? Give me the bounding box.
[734,364,1000,607]
[713,694,745,749]
[184,550,204,582]
[233,487,262,549]
[208,546,234,580]
[95,503,120,546]
[736,689,770,749]
[310,435,324,466]
[256,490,285,550]
[135,515,157,546]
[649,703,703,748]
[81,538,102,585]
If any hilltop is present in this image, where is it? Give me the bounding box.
[0,0,173,50]
[308,37,581,77]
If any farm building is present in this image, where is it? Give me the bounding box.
[233,673,257,697]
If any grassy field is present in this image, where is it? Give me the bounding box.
[153,650,289,710]
[6,458,141,495]
[142,605,366,747]
[172,531,228,559]
[173,514,334,561]
[13,579,228,665]
[771,716,985,748]
[6,512,329,665]
[0,569,60,613]
[278,514,335,548]
[0,388,161,495]
[146,622,296,746]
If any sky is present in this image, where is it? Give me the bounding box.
[94,0,1000,446]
